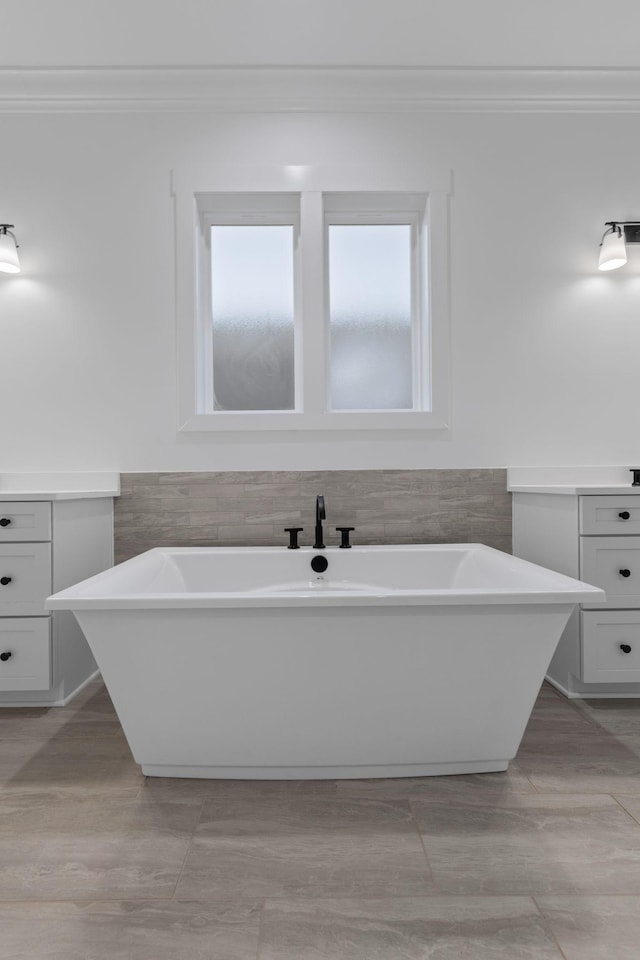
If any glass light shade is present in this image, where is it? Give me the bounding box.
[0,231,20,274]
[598,227,627,271]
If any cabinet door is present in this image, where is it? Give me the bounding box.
[0,502,51,542]
[0,543,52,616]
[580,536,640,606]
[582,610,640,683]
[0,618,51,691]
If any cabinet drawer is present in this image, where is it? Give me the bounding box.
[0,618,51,691]
[580,496,640,536]
[0,543,52,616]
[580,536,640,606]
[582,610,640,682]
[0,502,51,542]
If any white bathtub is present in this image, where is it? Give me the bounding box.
[46,544,604,779]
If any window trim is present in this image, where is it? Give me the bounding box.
[172,164,451,433]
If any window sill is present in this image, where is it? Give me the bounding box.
[179,411,449,432]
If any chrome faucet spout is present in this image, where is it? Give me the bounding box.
[314,495,326,549]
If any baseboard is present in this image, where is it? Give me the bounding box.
[545,672,640,700]
[0,669,101,708]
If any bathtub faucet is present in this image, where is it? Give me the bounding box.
[314,495,326,549]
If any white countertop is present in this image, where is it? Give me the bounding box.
[507,466,640,496]
[508,484,640,495]
[0,472,120,501]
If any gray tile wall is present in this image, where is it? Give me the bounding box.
[114,469,511,564]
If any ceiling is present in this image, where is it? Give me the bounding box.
[1,0,639,69]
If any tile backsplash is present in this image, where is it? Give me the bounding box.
[114,469,511,564]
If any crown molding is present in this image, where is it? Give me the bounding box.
[2,66,640,113]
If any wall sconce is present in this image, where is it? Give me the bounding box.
[0,225,20,274]
[598,221,640,271]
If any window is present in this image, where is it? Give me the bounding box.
[210,224,296,411]
[328,223,413,411]
[173,165,451,431]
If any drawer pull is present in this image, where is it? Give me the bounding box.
[619,511,631,520]
[0,576,11,586]
[0,518,10,527]
[0,651,12,662]
[619,569,632,578]
[620,644,633,654]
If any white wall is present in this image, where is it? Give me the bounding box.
[1,108,639,471]
[2,0,638,69]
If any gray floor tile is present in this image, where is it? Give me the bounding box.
[0,735,127,773]
[412,791,638,835]
[604,732,640,757]
[0,715,128,740]
[139,776,339,802]
[425,838,640,895]
[412,793,640,895]
[0,798,201,900]
[0,736,144,796]
[0,837,190,900]
[536,895,640,959]
[0,785,142,802]
[573,698,640,736]
[333,763,537,799]
[1,900,262,960]
[611,793,640,823]
[517,727,638,760]
[517,757,640,793]
[175,797,433,899]
[260,897,564,959]
[522,708,598,730]
[0,794,203,837]
[0,735,141,796]
[0,685,119,739]
[536,682,566,700]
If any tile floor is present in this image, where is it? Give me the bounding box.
[2,679,640,958]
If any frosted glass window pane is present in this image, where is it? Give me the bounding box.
[211,225,295,411]
[329,224,412,410]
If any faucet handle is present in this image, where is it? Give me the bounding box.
[284,527,303,550]
[336,526,355,549]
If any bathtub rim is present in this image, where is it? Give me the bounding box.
[46,542,606,610]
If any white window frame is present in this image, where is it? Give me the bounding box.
[199,195,301,413]
[323,194,426,413]
[172,164,451,432]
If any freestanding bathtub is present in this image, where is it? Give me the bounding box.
[46,544,604,779]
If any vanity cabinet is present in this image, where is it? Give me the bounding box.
[511,484,640,698]
[0,495,114,706]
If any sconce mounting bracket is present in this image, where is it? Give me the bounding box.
[605,221,640,243]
